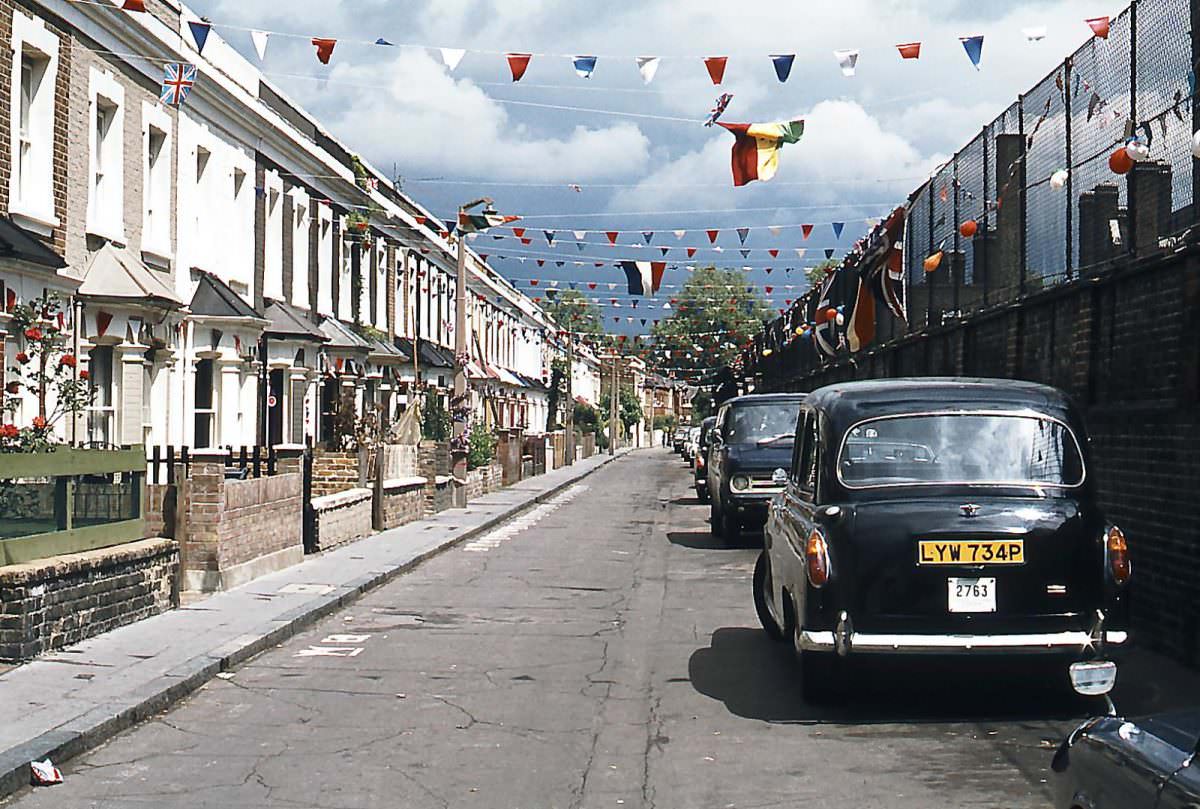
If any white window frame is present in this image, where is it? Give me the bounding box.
[9,12,59,234]
[289,188,309,309]
[141,101,173,263]
[86,344,116,446]
[86,68,125,242]
[262,171,283,301]
[317,204,333,316]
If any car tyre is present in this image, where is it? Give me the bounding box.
[753,552,787,642]
[696,485,710,504]
[710,499,722,538]
[720,510,741,544]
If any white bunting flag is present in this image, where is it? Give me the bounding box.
[251,30,270,61]
[440,48,466,71]
[834,49,859,77]
[636,56,660,85]
[769,226,783,236]
[795,248,807,258]
[1023,27,1047,42]
[573,230,587,240]
[673,230,686,239]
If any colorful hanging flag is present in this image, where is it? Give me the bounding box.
[440,48,466,71]
[832,222,845,240]
[960,36,984,69]
[375,38,394,46]
[573,230,587,240]
[704,92,734,127]
[707,230,719,243]
[673,230,686,239]
[507,53,532,82]
[457,211,520,234]
[897,42,921,60]
[737,228,750,244]
[660,247,670,256]
[251,30,270,61]
[312,38,337,64]
[703,56,728,85]
[770,54,795,82]
[1023,27,1047,42]
[512,227,525,238]
[1086,16,1110,39]
[636,56,660,84]
[574,55,598,78]
[834,49,859,77]
[769,226,783,236]
[740,249,751,258]
[687,248,698,258]
[160,63,197,107]
[122,0,145,10]
[719,120,805,186]
[620,261,667,295]
[769,249,779,258]
[824,248,835,259]
[795,248,807,258]
[801,225,814,240]
[642,231,655,244]
[188,20,211,54]
[544,230,556,245]
[606,231,619,245]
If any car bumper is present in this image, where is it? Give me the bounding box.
[797,629,1129,655]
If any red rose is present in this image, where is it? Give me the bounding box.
[79,370,90,381]
[14,352,28,364]
[0,424,17,439]
[32,416,46,430]
[4,381,19,395]
[59,354,77,369]
[23,327,42,341]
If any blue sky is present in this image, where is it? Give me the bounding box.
[186,0,1110,330]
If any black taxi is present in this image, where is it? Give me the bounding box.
[753,378,1131,701]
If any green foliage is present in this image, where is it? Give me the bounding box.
[649,266,772,376]
[545,357,569,432]
[544,289,603,336]
[598,387,643,435]
[466,422,497,470]
[573,401,600,434]
[805,259,840,289]
[690,390,713,422]
[652,413,677,431]
[421,391,451,442]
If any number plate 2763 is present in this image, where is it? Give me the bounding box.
[948,577,996,613]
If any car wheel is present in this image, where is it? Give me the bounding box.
[696,486,710,504]
[799,650,845,704]
[710,499,722,537]
[753,552,787,642]
[720,510,741,543]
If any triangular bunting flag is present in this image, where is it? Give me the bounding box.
[188,21,211,54]
[512,227,526,238]
[673,230,686,240]
[687,248,697,258]
[121,0,145,10]
[544,230,556,246]
[507,53,532,82]
[312,38,337,65]
[707,230,719,243]
[251,30,270,61]
[770,54,795,82]
[573,55,598,78]
[1086,17,1110,39]
[636,56,660,84]
[606,231,619,245]
[737,227,750,244]
[897,42,921,60]
[960,36,984,69]
[440,48,466,71]
[643,231,654,244]
[769,249,779,258]
[375,38,394,46]
[824,248,835,259]
[834,49,859,77]
[740,249,751,258]
[577,243,586,251]
[703,56,728,85]
[832,222,845,240]
[660,247,670,256]
[769,226,782,236]
[573,230,587,240]
[802,224,813,240]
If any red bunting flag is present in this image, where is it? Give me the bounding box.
[121,0,145,10]
[606,231,619,244]
[416,216,427,225]
[687,248,697,258]
[530,279,539,286]
[588,282,597,289]
[536,260,544,267]
[707,229,719,243]
[703,56,728,85]
[802,224,813,239]
[1086,16,1110,39]
[512,227,525,237]
[507,53,532,81]
[312,38,337,64]
[520,238,532,245]
[897,42,921,59]
[769,249,779,258]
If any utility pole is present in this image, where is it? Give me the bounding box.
[608,352,618,456]
[564,332,574,466]
[451,229,469,507]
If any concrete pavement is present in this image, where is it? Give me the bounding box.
[0,449,630,800]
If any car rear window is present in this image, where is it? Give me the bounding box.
[837,413,1085,488]
[727,403,800,444]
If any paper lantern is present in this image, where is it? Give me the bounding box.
[835,312,845,327]
[1125,138,1151,163]
[959,219,978,238]
[1050,169,1069,190]
[1192,130,1200,159]
[824,307,838,323]
[923,251,944,273]
[1109,147,1134,175]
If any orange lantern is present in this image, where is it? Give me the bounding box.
[1109,146,1134,175]
[923,251,944,273]
[824,307,838,323]
[959,219,978,238]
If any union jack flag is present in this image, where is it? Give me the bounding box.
[160,63,196,107]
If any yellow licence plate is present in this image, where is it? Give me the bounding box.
[918,540,1025,565]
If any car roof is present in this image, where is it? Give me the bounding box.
[806,377,1079,427]
[701,416,717,426]
[723,392,807,408]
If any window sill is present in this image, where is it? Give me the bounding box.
[86,221,127,245]
[9,206,60,238]
[140,247,173,270]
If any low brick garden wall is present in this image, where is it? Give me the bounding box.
[465,462,504,501]
[311,488,373,552]
[379,478,426,530]
[311,450,363,498]
[0,539,178,663]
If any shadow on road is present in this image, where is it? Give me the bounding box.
[688,627,1100,724]
[671,497,703,507]
[667,531,762,552]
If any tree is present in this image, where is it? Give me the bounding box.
[544,289,603,337]
[598,387,643,437]
[690,390,713,422]
[805,258,840,290]
[649,266,773,378]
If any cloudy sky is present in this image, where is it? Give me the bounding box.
[188,0,1109,332]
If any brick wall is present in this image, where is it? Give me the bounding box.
[465,462,504,501]
[0,538,177,662]
[310,488,371,552]
[312,449,362,498]
[379,480,424,530]
[419,441,451,514]
[757,247,1200,666]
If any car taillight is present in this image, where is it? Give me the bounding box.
[696,455,705,468]
[806,529,831,588]
[1106,526,1131,586]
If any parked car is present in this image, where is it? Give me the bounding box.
[694,416,717,503]
[754,378,1131,702]
[672,427,689,453]
[708,393,806,541]
[1052,660,1200,809]
[683,426,701,463]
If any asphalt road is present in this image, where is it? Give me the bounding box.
[4,448,1165,808]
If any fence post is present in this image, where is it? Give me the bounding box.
[1064,56,1074,279]
[1127,0,1139,255]
[302,447,316,553]
[1194,0,1200,226]
[372,443,384,532]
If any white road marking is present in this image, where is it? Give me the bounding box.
[321,634,371,644]
[462,485,588,554]
[295,647,364,658]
